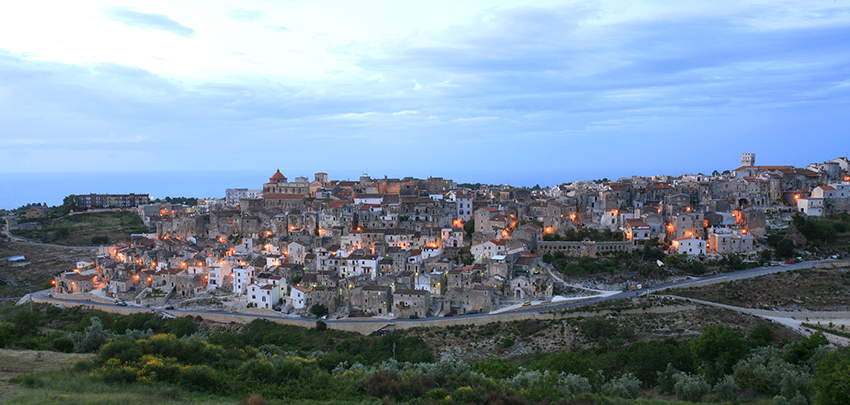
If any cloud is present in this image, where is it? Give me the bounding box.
[229,9,263,21]
[105,7,194,37]
[2,2,850,180]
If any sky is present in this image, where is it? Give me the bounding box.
[1,0,850,204]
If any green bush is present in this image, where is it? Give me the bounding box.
[178,364,222,392]
[713,375,739,402]
[812,346,850,405]
[672,372,710,402]
[601,373,641,399]
[75,317,109,353]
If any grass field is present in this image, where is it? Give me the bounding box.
[0,349,92,402]
[11,211,148,246]
[4,366,732,405]
[5,366,378,405]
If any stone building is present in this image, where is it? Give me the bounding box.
[350,285,391,316]
[393,289,431,318]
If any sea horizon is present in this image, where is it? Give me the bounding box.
[0,168,632,210]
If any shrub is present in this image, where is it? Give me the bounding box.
[238,358,276,384]
[812,347,850,405]
[52,336,75,353]
[712,375,739,402]
[179,364,221,392]
[75,317,109,353]
[364,370,401,398]
[733,347,811,397]
[498,337,515,348]
[784,332,828,365]
[672,372,710,402]
[310,304,329,319]
[558,373,592,397]
[750,324,775,347]
[601,373,641,399]
[692,325,749,382]
[99,337,143,363]
[657,363,678,394]
[472,358,518,379]
[99,360,138,383]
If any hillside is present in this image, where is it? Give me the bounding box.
[11,211,148,246]
[0,241,93,302]
[667,267,850,311]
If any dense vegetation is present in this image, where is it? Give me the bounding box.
[764,213,850,260]
[152,196,199,206]
[3,304,849,404]
[543,227,625,242]
[543,245,758,278]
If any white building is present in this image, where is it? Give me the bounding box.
[225,188,262,206]
[248,283,281,310]
[796,198,824,216]
[338,254,380,279]
[671,237,706,256]
[471,240,508,260]
[206,261,232,291]
[290,285,310,309]
[353,194,383,205]
[624,220,652,241]
[232,266,255,295]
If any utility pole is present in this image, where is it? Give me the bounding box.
[28,279,33,313]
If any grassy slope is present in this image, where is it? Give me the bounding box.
[667,267,850,311]
[0,349,92,402]
[6,368,376,405]
[11,211,148,246]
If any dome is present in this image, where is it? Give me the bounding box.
[269,169,287,183]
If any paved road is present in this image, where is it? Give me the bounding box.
[29,259,842,328]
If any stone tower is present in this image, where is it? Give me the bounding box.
[741,153,756,167]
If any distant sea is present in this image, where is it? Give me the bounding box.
[0,168,635,210]
[0,171,273,210]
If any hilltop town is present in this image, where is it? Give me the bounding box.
[27,153,850,320]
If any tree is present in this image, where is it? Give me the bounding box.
[776,239,795,259]
[310,304,329,319]
[463,219,475,237]
[783,332,828,365]
[813,347,850,405]
[749,324,775,347]
[59,194,78,215]
[759,249,773,264]
[75,317,109,352]
[692,326,750,382]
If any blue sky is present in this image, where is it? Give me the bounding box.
[0,0,849,186]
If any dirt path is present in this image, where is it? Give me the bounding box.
[662,295,850,346]
[0,349,93,401]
